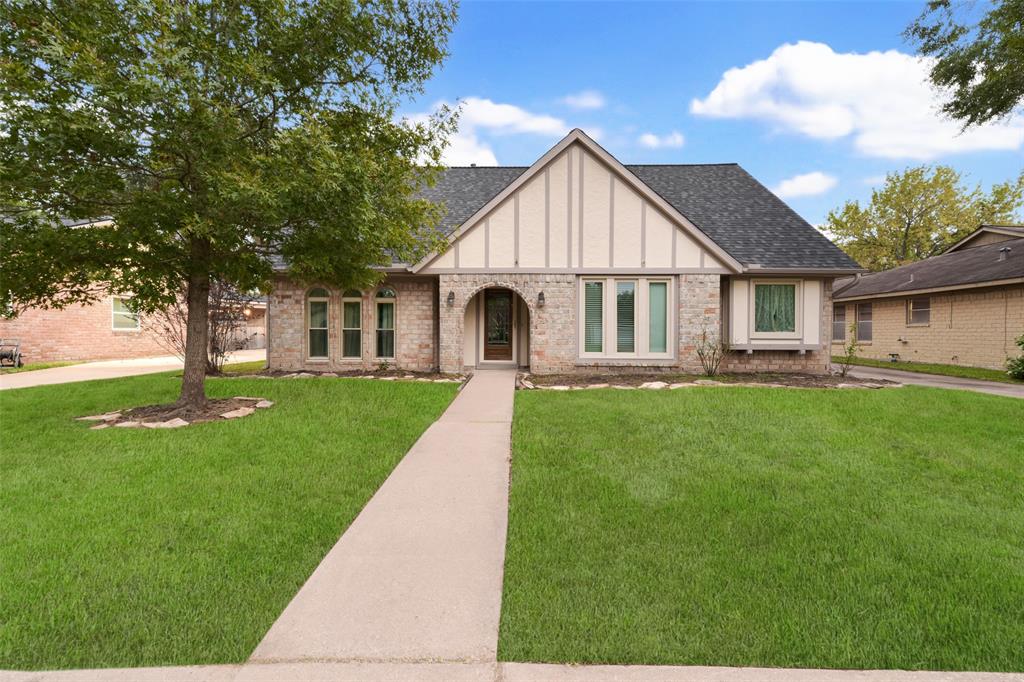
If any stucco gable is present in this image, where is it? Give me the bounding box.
[417,130,739,274]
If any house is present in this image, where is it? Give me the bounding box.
[267,129,861,375]
[832,225,1024,370]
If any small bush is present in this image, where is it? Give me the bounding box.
[836,321,861,377]
[1007,334,1024,380]
[696,327,729,377]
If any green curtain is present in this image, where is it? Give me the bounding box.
[648,282,667,353]
[754,284,795,333]
[616,281,635,353]
[584,281,603,352]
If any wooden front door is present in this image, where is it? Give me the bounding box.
[483,289,513,361]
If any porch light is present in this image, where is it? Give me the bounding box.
[537,291,545,307]
[446,290,455,307]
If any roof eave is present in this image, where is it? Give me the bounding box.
[834,276,1024,301]
[741,266,867,276]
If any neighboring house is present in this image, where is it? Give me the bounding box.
[268,129,861,375]
[0,291,268,364]
[832,225,1024,370]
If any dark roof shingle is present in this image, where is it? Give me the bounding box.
[834,237,1024,300]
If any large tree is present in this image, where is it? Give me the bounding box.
[1,0,456,408]
[825,165,1024,271]
[906,0,1024,127]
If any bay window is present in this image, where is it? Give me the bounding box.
[753,283,796,334]
[579,277,672,359]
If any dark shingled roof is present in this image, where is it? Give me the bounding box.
[422,163,860,271]
[834,237,1024,300]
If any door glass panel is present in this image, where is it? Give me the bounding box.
[487,293,511,345]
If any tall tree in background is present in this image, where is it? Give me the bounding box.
[1,0,456,409]
[907,0,1024,127]
[825,166,1024,271]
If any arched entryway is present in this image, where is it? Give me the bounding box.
[463,286,530,369]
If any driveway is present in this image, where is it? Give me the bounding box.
[844,365,1024,400]
[0,349,265,391]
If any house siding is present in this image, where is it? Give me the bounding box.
[833,284,1024,370]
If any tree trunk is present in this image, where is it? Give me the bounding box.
[178,269,211,408]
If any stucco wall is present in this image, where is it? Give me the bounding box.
[421,142,727,273]
[0,298,167,363]
[833,284,1024,370]
[267,275,436,372]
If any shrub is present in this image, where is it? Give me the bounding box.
[836,321,861,377]
[696,327,729,377]
[1007,334,1024,380]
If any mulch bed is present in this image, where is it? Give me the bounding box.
[78,396,273,429]
[520,372,897,390]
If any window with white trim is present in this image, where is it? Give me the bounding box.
[579,277,672,359]
[342,290,362,358]
[112,296,140,330]
[856,303,872,342]
[907,297,930,326]
[753,283,797,333]
[832,304,846,342]
[376,288,396,359]
[307,288,329,359]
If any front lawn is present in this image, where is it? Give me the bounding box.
[1,373,457,670]
[833,355,1022,384]
[500,386,1024,671]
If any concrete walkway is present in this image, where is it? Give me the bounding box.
[0,349,265,391]
[5,661,1022,682]
[249,368,516,664]
[843,365,1024,400]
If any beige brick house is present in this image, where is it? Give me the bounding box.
[268,130,861,375]
[832,226,1024,370]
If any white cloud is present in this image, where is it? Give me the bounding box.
[772,171,838,199]
[862,174,888,186]
[690,41,1024,160]
[407,97,570,166]
[638,131,685,149]
[561,90,606,110]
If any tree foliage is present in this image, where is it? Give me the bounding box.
[906,0,1024,127]
[825,165,1024,271]
[0,0,457,406]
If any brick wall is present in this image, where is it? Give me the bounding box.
[723,279,834,374]
[0,298,167,363]
[832,284,1024,370]
[267,275,436,372]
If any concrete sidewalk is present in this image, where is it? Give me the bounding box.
[843,365,1024,399]
[248,369,516,664]
[5,661,1022,682]
[0,350,265,391]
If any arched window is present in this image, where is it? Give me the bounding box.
[375,288,396,359]
[342,289,362,358]
[307,288,329,359]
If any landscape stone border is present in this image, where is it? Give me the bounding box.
[78,396,275,430]
[276,371,465,384]
[516,374,900,392]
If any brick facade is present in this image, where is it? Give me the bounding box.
[267,272,839,375]
[0,298,167,363]
[267,275,437,372]
[833,284,1024,370]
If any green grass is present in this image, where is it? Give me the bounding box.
[0,360,81,374]
[500,387,1024,671]
[220,359,266,374]
[1,373,457,670]
[833,355,1022,384]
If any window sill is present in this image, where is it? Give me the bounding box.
[306,358,331,363]
[576,357,677,366]
[730,343,820,352]
[906,324,930,328]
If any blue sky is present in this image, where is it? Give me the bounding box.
[399,1,1023,227]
